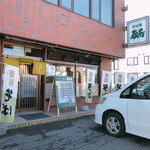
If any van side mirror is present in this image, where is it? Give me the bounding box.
[132,89,136,95]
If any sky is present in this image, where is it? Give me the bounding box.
[125,0,150,22]
[119,0,150,79]
[124,0,150,44]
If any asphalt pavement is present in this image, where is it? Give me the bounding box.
[0,115,150,150]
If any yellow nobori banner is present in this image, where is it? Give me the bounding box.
[32,60,46,75]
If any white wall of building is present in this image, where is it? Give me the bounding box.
[112,0,150,86]
[112,46,150,85]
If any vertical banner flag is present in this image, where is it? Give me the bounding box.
[114,72,125,91]
[85,69,95,103]
[0,64,19,123]
[127,74,138,84]
[100,70,112,97]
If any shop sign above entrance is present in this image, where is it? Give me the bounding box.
[127,16,149,46]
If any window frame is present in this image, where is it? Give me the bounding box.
[113,59,119,70]
[100,0,114,27]
[91,0,100,22]
[74,0,90,18]
[120,75,150,100]
[135,76,150,99]
[47,59,100,97]
[144,56,150,65]
[43,0,114,27]
[44,0,59,5]
[127,57,138,66]
[60,0,74,11]
[120,86,132,99]
[3,42,43,59]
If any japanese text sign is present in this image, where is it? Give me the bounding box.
[85,69,96,103]
[127,74,138,84]
[127,16,149,46]
[100,70,112,97]
[0,64,19,123]
[114,72,125,92]
[55,76,76,108]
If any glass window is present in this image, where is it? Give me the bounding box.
[26,47,43,58]
[127,58,133,65]
[144,56,150,64]
[134,76,150,99]
[76,66,99,97]
[46,63,75,80]
[44,0,58,5]
[4,44,43,58]
[55,65,75,79]
[133,57,138,65]
[120,87,131,98]
[4,44,24,57]
[144,56,149,64]
[74,0,89,17]
[46,63,75,99]
[127,57,138,66]
[91,0,100,20]
[61,0,72,9]
[114,60,119,70]
[134,57,138,64]
[121,75,150,99]
[44,0,114,27]
[46,62,99,97]
[101,0,113,26]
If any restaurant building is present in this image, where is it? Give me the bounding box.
[0,0,125,112]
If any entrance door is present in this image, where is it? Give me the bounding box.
[16,65,39,111]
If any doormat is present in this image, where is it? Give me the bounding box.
[19,113,51,121]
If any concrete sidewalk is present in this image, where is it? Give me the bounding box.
[0,107,95,135]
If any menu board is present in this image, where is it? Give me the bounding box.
[55,76,76,108]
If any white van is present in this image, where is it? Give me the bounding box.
[95,73,150,139]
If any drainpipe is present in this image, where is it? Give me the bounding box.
[43,47,47,112]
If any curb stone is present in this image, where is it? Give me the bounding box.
[0,125,6,136]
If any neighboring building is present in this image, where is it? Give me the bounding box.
[112,0,150,87]
[112,46,150,85]
[0,0,125,112]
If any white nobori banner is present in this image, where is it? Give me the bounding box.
[127,74,138,84]
[114,72,125,91]
[100,70,112,97]
[0,64,19,123]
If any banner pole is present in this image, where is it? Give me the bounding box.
[75,106,78,113]
[57,108,60,116]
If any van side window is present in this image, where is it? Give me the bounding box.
[120,87,131,98]
[121,75,150,99]
[133,76,150,99]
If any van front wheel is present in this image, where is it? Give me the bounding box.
[104,112,125,137]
